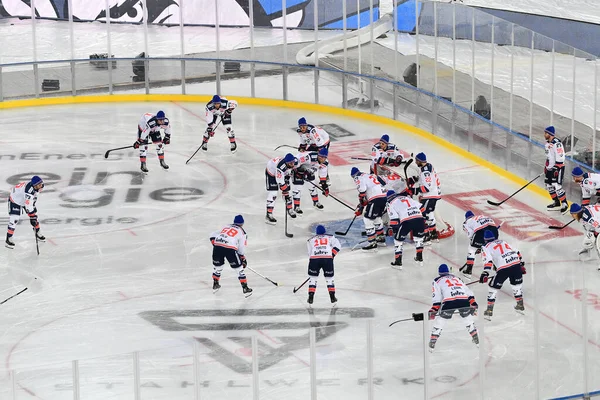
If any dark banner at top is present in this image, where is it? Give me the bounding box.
[0,0,379,29]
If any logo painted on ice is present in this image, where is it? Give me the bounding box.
[443,189,580,241]
[139,308,374,373]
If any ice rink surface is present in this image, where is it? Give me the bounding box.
[0,102,599,399]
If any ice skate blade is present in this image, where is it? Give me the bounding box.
[212,288,220,294]
[428,348,435,353]
[484,316,492,321]
[461,273,473,281]
[265,220,277,226]
[391,265,403,271]
[244,292,253,298]
[331,302,337,308]
[5,244,14,249]
[515,309,525,315]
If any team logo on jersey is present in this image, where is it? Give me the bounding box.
[444,189,580,241]
[140,307,374,373]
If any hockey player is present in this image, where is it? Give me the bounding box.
[210,215,252,297]
[428,264,479,352]
[460,211,499,279]
[386,189,425,269]
[201,94,239,153]
[407,152,441,242]
[6,176,46,249]
[265,153,298,224]
[543,126,568,213]
[292,148,329,214]
[572,167,600,206]
[569,203,600,260]
[134,110,171,172]
[370,134,404,175]
[297,117,330,151]
[351,167,387,250]
[307,225,341,307]
[479,229,526,319]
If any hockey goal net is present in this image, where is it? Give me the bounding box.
[374,163,455,239]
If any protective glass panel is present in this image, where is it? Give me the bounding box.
[2,64,36,100]
[79,354,135,398]
[138,345,194,398]
[182,59,217,96]
[73,60,109,96]
[148,59,182,95]
[38,61,73,98]
[510,25,533,139]
[13,362,72,399]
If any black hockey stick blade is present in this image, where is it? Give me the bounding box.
[334,215,357,236]
[274,144,298,151]
[350,157,371,161]
[1,287,27,305]
[549,219,575,230]
[34,229,39,256]
[247,267,279,286]
[487,173,542,207]
[186,146,203,164]
[285,211,293,238]
[104,145,133,159]
[389,317,413,327]
[293,277,310,293]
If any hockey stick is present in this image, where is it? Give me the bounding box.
[335,215,357,236]
[306,181,355,211]
[34,228,39,256]
[293,277,310,293]
[403,158,414,180]
[389,312,424,327]
[104,145,132,159]
[285,209,293,238]
[487,173,543,206]
[247,267,279,286]
[351,157,371,161]
[1,287,27,305]
[388,317,413,327]
[274,144,298,151]
[186,120,222,164]
[549,218,575,230]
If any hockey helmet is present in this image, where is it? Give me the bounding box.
[438,264,450,275]
[156,110,166,119]
[316,225,326,235]
[483,229,497,242]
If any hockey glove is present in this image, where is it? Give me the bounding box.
[240,255,247,268]
[305,171,316,182]
[133,138,144,149]
[390,155,404,167]
[210,237,215,245]
[359,196,368,208]
[387,227,395,237]
[298,144,307,152]
[520,261,527,275]
[355,205,364,217]
[163,134,171,145]
[320,181,329,196]
[428,306,440,320]
[470,301,478,316]
[479,270,489,284]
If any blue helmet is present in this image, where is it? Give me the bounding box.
[570,203,583,214]
[31,176,43,186]
[465,210,474,220]
[415,152,427,162]
[316,225,326,235]
[298,117,307,126]
[283,153,296,164]
[351,167,361,177]
[572,167,584,177]
[380,134,390,144]
[233,215,244,225]
[156,110,165,119]
[438,264,450,275]
[212,94,221,104]
[545,126,556,136]
[318,148,328,157]
[483,229,497,242]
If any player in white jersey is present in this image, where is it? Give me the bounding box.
[291,148,329,214]
[297,117,330,151]
[306,225,341,306]
[460,211,499,279]
[5,176,46,249]
[386,189,425,268]
[265,153,298,224]
[201,95,239,153]
[370,134,403,175]
[209,215,252,297]
[572,167,600,206]
[407,152,441,242]
[428,264,479,352]
[543,126,568,213]
[351,167,387,250]
[569,203,600,261]
[480,230,526,319]
[134,110,171,172]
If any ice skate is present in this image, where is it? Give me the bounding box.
[294,206,303,215]
[547,198,561,211]
[461,264,473,280]
[484,305,494,320]
[472,332,480,347]
[140,162,149,173]
[265,213,277,225]
[159,159,169,170]
[5,237,15,249]
[428,339,437,353]
[287,208,297,218]
[362,242,377,251]
[201,142,208,152]
[313,201,324,210]
[212,279,221,294]
[307,292,314,306]
[560,203,569,215]
[329,292,338,308]
[390,257,403,270]
[514,299,525,314]
[375,235,386,243]
[430,229,439,243]
[35,231,46,242]
[230,142,237,154]
[242,284,253,298]
[414,252,424,267]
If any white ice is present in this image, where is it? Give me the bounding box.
[0,92,599,399]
